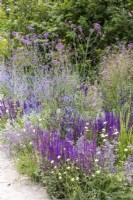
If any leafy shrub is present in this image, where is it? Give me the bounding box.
[2,0,133,45]
[1,0,50,33]
[0,8,7,31]
[0,33,8,60]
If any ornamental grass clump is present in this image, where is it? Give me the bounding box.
[100,44,133,112]
[118,111,133,160]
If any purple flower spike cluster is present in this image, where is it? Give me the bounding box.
[35,125,120,174]
[61,112,120,142]
[0,98,42,120]
[88,112,120,138]
[35,130,96,174]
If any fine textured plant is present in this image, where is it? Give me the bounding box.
[0,8,133,200]
[100,44,133,112]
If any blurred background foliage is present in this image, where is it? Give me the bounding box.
[0,0,133,79]
[1,0,133,44]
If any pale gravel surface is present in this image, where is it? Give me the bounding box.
[0,145,50,200]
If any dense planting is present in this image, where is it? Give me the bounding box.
[0,2,133,199]
[1,0,133,43]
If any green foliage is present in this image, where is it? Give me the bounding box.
[100,47,133,112]
[15,151,41,181]
[53,0,133,45]
[118,110,133,160]
[0,33,8,60]
[1,0,132,80]
[44,163,133,200]
[1,0,133,43]
[0,8,8,31]
[0,1,133,199]
[1,0,49,33]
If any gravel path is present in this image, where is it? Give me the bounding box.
[0,146,50,200]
